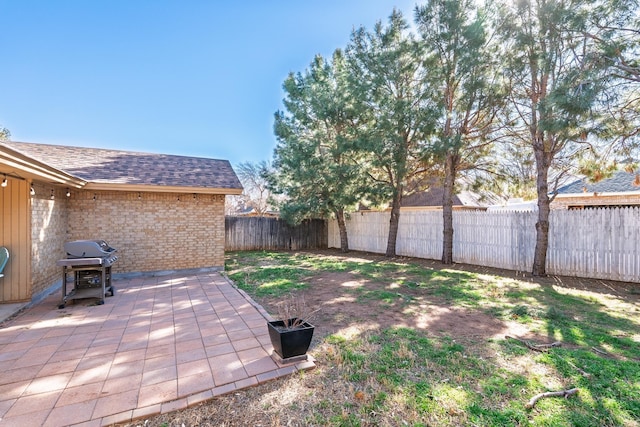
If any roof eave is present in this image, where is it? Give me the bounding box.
[84,182,243,195]
[0,144,86,188]
[554,190,640,198]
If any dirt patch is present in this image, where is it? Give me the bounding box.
[256,266,532,346]
[248,249,639,351]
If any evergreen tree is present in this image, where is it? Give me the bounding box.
[586,1,640,155]
[416,0,503,264]
[347,10,438,257]
[497,0,608,276]
[271,50,364,252]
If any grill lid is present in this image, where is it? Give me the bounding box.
[65,240,117,258]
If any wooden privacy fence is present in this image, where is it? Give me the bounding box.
[328,207,640,283]
[225,216,327,251]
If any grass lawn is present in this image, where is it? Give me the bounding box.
[135,250,640,427]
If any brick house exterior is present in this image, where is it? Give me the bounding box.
[30,183,70,299]
[552,170,640,209]
[66,190,226,274]
[0,141,242,304]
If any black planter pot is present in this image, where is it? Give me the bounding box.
[267,318,315,360]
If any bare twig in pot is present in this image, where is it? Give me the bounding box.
[276,294,320,329]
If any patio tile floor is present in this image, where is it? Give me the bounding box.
[0,272,314,426]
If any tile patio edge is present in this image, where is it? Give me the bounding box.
[221,274,275,322]
[95,359,316,426]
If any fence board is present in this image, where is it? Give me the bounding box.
[328,207,640,283]
[225,216,327,251]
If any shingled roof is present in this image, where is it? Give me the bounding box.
[401,188,502,208]
[400,177,503,208]
[3,141,243,193]
[556,170,640,194]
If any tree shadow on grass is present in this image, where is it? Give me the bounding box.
[307,254,640,425]
[493,284,640,425]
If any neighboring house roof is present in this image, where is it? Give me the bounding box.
[486,198,537,212]
[555,170,640,195]
[234,207,279,217]
[2,141,243,194]
[401,186,503,208]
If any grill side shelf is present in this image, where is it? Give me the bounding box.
[57,257,104,267]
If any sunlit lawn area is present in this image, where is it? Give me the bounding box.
[225,250,640,427]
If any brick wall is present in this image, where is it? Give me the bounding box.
[67,191,226,273]
[552,193,640,209]
[31,183,68,296]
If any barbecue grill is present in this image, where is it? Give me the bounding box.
[57,240,118,308]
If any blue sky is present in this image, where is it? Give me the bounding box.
[0,1,418,166]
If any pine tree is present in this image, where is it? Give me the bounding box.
[271,50,365,252]
[347,10,438,257]
[416,0,503,264]
[497,0,608,276]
